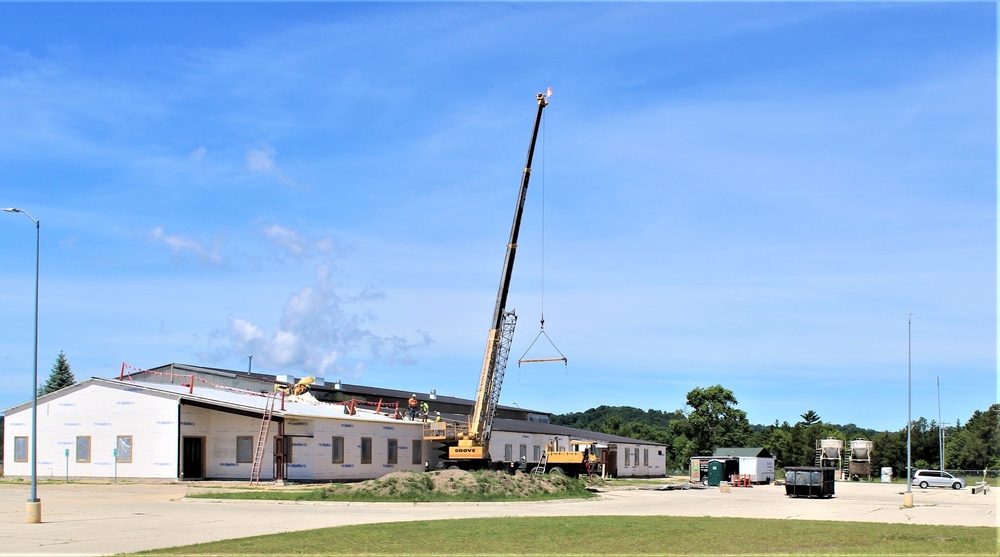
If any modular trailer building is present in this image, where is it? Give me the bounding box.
[3,364,667,481]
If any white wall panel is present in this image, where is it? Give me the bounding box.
[3,383,179,479]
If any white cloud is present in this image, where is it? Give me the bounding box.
[246,145,276,173]
[214,257,432,377]
[270,330,302,365]
[148,226,224,266]
[229,317,264,343]
[189,146,207,163]
[245,143,299,187]
[262,223,335,261]
[264,224,305,256]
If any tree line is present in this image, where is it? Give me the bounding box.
[551,384,1000,475]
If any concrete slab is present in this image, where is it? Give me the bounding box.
[0,480,993,556]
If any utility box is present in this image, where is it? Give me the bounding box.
[784,467,836,498]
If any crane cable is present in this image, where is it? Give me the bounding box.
[518,106,567,369]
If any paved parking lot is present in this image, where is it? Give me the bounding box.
[0,480,994,556]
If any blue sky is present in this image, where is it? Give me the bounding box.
[0,3,994,432]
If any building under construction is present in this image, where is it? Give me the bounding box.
[2,363,667,482]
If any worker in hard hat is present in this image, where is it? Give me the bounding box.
[420,400,430,422]
[407,394,418,420]
[434,411,442,422]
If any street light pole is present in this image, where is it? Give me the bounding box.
[937,376,944,472]
[2,207,41,523]
[904,312,913,508]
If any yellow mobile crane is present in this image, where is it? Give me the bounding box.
[424,92,549,468]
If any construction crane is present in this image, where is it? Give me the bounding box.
[424,91,549,468]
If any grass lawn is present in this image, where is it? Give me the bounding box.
[131,515,997,556]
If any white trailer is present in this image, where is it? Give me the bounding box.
[738,455,775,484]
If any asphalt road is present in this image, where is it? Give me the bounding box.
[0,480,994,556]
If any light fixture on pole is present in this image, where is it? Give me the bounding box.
[904,312,914,508]
[2,207,41,523]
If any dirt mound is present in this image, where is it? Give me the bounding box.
[324,469,592,499]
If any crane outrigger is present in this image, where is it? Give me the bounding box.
[423,92,549,468]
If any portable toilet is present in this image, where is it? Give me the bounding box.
[707,460,725,486]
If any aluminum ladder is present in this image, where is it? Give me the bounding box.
[532,451,549,475]
[249,392,277,485]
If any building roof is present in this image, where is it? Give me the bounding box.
[712,447,773,459]
[140,363,546,415]
[494,417,667,447]
[4,373,666,448]
[4,377,410,424]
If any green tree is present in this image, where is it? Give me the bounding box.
[947,405,1000,470]
[749,421,795,468]
[39,351,76,396]
[870,430,901,477]
[675,385,751,460]
[798,410,821,427]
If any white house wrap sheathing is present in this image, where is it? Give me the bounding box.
[3,382,180,479]
[3,377,668,481]
[3,379,433,481]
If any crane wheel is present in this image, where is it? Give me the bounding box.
[548,466,565,476]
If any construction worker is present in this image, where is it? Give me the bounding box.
[434,411,442,422]
[420,400,430,422]
[407,394,418,420]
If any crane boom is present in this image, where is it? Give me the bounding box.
[469,92,548,450]
[426,92,548,464]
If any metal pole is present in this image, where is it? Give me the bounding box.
[31,217,39,506]
[904,313,913,507]
[937,376,944,471]
[3,208,42,522]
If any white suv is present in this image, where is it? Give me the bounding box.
[912,469,966,490]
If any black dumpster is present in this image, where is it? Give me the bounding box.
[784,467,835,498]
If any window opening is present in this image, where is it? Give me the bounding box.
[236,436,253,463]
[388,439,398,465]
[76,436,92,463]
[14,437,28,462]
[332,437,345,464]
[412,440,422,465]
[361,437,372,464]
[116,435,133,463]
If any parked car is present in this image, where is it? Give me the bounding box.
[912,469,966,490]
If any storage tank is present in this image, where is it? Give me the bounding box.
[848,439,873,480]
[850,439,873,460]
[820,438,844,460]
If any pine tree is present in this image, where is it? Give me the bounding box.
[39,351,76,396]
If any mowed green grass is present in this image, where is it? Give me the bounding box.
[131,515,998,556]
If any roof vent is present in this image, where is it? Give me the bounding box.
[429,389,437,400]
